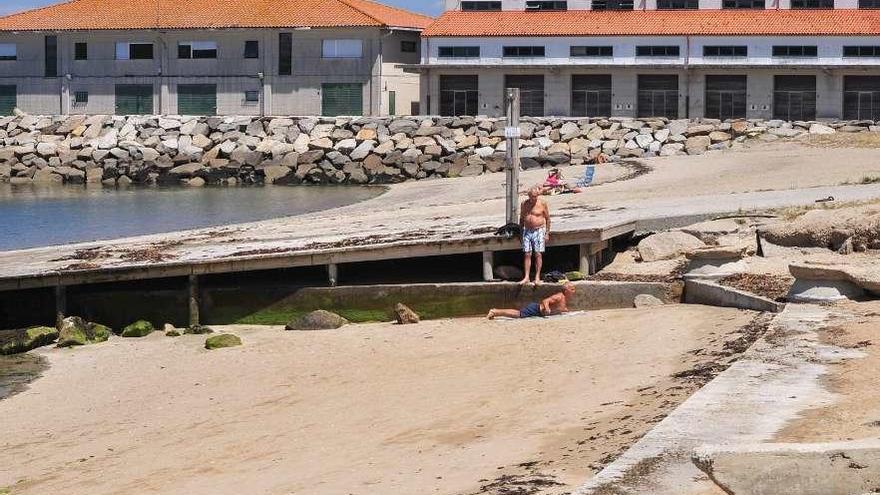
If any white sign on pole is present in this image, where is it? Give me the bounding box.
[504,126,520,139]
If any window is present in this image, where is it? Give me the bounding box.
[438,46,480,58]
[657,0,699,8]
[116,42,154,60]
[0,44,16,61]
[722,0,764,7]
[503,46,546,57]
[178,41,218,59]
[279,33,292,75]
[772,45,817,57]
[244,40,259,59]
[45,35,57,77]
[401,40,417,53]
[322,39,363,58]
[791,0,833,7]
[178,84,217,115]
[74,42,88,60]
[461,1,502,10]
[74,91,89,105]
[322,83,363,116]
[571,46,613,57]
[0,85,15,115]
[860,0,880,7]
[703,45,747,57]
[636,45,680,57]
[844,46,880,57]
[440,75,479,115]
[591,0,634,10]
[244,90,259,103]
[526,1,568,9]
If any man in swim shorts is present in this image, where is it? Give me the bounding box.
[487,283,576,319]
[519,186,551,285]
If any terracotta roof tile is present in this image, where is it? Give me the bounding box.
[0,0,433,31]
[423,9,880,37]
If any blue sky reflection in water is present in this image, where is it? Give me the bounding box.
[0,185,382,251]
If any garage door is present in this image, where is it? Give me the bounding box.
[322,83,363,117]
[773,75,816,121]
[115,85,153,115]
[0,85,15,115]
[844,76,880,121]
[178,84,217,115]
[505,75,545,117]
[705,75,747,120]
[571,75,612,117]
[638,75,679,119]
[439,75,479,116]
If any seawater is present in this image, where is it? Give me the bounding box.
[0,184,383,251]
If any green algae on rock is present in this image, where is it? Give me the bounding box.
[285,310,349,331]
[0,326,59,355]
[205,334,242,350]
[185,325,214,335]
[121,320,154,338]
[57,317,111,347]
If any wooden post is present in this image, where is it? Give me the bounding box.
[54,285,66,328]
[579,244,590,274]
[482,251,494,282]
[188,275,200,327]
[504,88,521,227]
[328,263,339,287]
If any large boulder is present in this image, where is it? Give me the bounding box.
[0,326,59,355]
[205,334,242,350]
[637,231,705,262]
[57,317,111,347]
[120,320,154,338]
[394,303,420,325]
[285,310,349,331]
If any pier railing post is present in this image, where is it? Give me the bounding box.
[188,275,200,327]
[504,88,521,227]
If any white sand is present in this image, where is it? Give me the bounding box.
[0,306,756,495]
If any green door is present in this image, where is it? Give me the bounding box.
[177,84,217,115]
[322,83,363,116]
[115,85,153,115]
[388,91,396,116]
[0,86,17,115]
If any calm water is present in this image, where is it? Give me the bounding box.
[0,353,46,401]
[0,185,383,251]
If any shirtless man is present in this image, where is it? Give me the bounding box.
[487,282,575,319]
[519,186,551,285]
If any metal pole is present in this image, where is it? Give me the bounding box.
[504,88,521,226]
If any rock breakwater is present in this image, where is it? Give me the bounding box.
[1,114,875,186]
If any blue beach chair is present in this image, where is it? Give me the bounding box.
[575,165,596,189]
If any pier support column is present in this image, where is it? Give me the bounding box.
[579,241,609,275]
[54,285,67,328]
[328,264,339,287]
[188,275,200,327]
[482,251,494,281]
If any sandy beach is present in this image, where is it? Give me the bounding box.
[0,305,757,495]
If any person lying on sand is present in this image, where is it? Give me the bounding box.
[487,283,576,319]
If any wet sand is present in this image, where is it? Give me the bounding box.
[0,306,757,495]
[776,301,880,443]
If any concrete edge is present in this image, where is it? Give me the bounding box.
[684,279,785,313]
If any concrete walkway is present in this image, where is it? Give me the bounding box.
[574,303,866,494]
[1,142,880,281]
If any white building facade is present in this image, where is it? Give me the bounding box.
[417,5,880,119]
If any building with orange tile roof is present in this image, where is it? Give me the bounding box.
[414,2,880,120]
[0,0,433,116]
